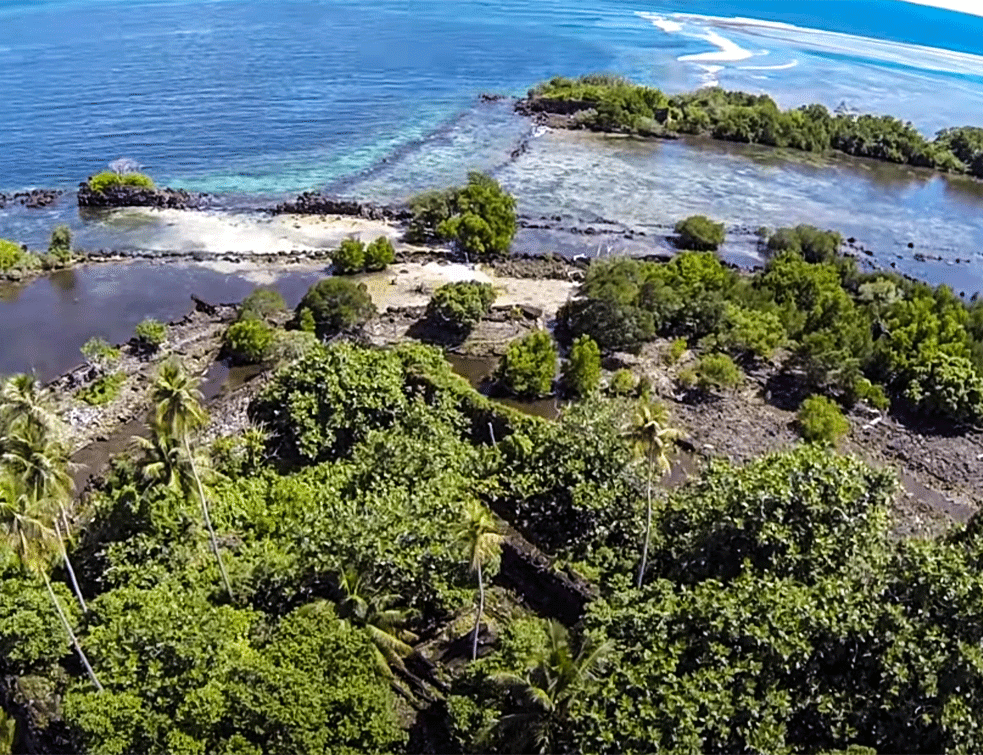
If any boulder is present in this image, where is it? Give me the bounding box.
[77,181,208,209]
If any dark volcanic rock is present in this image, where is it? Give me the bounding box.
[0,189,63,209]
[273,192,411,221]
[77,181,208,209]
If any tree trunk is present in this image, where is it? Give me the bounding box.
[43,573,102,692]
[185,437,234,601]
[472,562,484,661]
[636,454,654,589]
[54,520,87,613]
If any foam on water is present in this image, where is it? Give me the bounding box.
[897,0,983,17]
[677,29,755,63]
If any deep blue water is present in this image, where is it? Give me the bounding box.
[3,0,983,195]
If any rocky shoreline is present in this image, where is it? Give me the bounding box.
[76,182,211,210]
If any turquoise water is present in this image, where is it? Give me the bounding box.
[2,0,983,195]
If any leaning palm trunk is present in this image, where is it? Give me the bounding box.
[54,519,87,613]
[185,437,234,601]
[473,562,484,661]
[636,454,654,589]
[42,573,102,692]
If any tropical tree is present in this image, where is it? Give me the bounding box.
[0,473,102,691]
[486,621,612,754]
[0,374,65,443]
[336,567,419,678]
[625,400,681,588]
[457,501,503,660]
[149,359,233,599]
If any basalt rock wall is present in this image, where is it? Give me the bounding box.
[77,182,209,210]
[273,192,411,221]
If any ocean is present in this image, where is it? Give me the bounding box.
[3,0,983,195]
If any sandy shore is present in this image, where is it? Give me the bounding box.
[102,207,410,254]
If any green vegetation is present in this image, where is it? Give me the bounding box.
[223,318,275,364]
[75,372,125,405]
[674,215,725,251]
[562,335,601,397]
[133,318,166,354]
[5,332,983,752]
[87,170,155,194]
[496,331,557,398]
[560,235,983,425]
[332,237,367,275]
[528,75,983,176]
[46,225,73,268]
[408,172,517,259]
[797,394,851,444]
[80,337,121,371]
[293,278,377,338]
[607,368,637,396]
[364,236,396,271]
[238,287,286,321]
[0,239,25,272]
[679,352,743,393]
[427,281,497,331]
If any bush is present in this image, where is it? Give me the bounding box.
[905,351,983,424]
[133,318,166,353]
[223,318,275,364]
[407,188,455,243]
[427,281,496,331]
[298,307,317,334]
[294,278,377,338]
[496,331,557,397]
[434,172,517,259]
[797,395,850,444]
[81,336,121,371]
[364,236,395,271]
[701,303,786,361]
[664,337,688,365]
[562,335,601,397]
[266,329,320,367]
[766,225,843,264]
[76,372,125,405]
[608,368,637,396]
[332,238,366,275]
[0,239,25,272]
[47,225,73,266]
[87,170,155,193]
[238,287,286,321]
[674,215,725,251]
[680,352,743,392]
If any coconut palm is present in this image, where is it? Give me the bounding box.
[457,501,503,660]
[1,420,87,612]
[336,567,419,678]
[0,373,65,443]
[149,359,233,600]
[625,399,681,589]
[486,621,612,754]
[0,474,102,692]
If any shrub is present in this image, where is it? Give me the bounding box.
[76,372,125,405]
[238,287,286,321]
[701,304,786,361]
[298,307,317,334]
[846,376,890,411]
[133,318,166,353]
[608,368,637,396]
[332,238,366,275]
[905,351,983,424]
[674,215,725,251]
[680,352,743,392]
[81,336,121,371]
[797,395,850,444]
[407,188,455,243]
[766,225,842,264]
[223,318,275,364]
[664,337,688,365]
[562,335,601,397]
[434,172,517,259]
[0,239,24,272]
[47,225,72,266]
[294,278,377,338]
[496,331,557,397]
[427,281,496,331]
[267,329,320,366]
[87,171,155,193]
[364,236,395,271]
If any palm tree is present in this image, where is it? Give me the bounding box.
[1,420,87,612]
[336,567,419,678]
[0,373,65,443]
[149,359,233,600]
[457,501,503,660]
[0,474,102,692]
[625,399,681,589]
[486,621,612,754]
